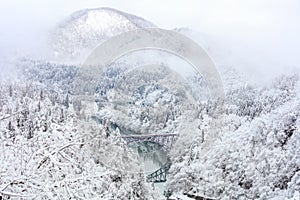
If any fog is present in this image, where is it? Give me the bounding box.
[0,0,300,81]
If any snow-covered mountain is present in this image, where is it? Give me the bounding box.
[50,7,156,63]
[2,7,300,200]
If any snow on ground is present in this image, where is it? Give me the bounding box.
[1,7,300,200]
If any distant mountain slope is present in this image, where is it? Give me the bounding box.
[175,27,287,86]
[51,7,156,62]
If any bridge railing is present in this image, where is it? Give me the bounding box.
[146,162,171,183]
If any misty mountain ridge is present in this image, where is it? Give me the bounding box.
[50,7,156,63]
[1,7,300,200]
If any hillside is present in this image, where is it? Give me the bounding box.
[51,7,156,63]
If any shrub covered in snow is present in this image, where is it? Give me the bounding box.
[167,74,300,200]
[0,81,162,199]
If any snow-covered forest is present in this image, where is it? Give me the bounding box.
[1,4,300,200]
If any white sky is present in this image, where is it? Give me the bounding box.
[0,0,300,71]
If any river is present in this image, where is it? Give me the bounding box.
[95,117,170,195]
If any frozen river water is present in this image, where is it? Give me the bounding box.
[129,140,169,195]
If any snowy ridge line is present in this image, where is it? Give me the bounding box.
[58,7,155,29]
[51,7,156,62]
